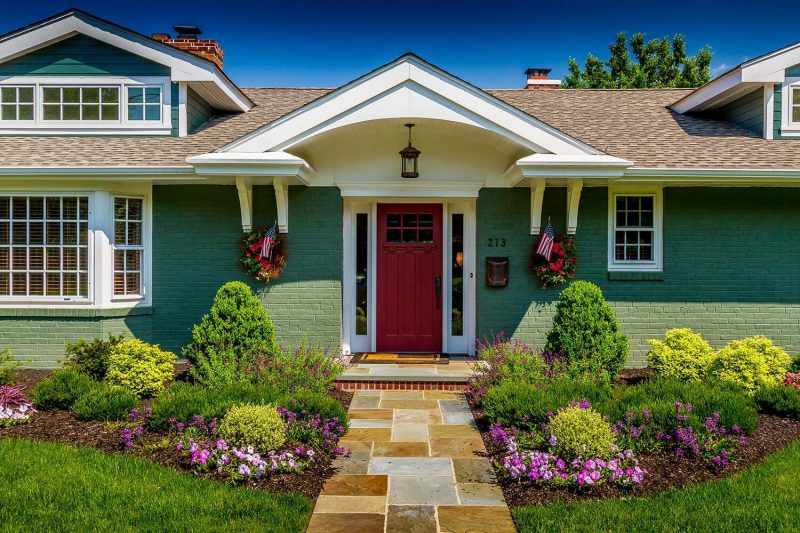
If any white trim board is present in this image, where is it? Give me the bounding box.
[0,9,251,112]
[222,54,597,156]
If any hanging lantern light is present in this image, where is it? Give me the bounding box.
[399,123,420,178]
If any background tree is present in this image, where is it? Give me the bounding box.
[563,32,712,88]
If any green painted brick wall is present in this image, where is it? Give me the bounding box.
[477,187,800,366]
[1,185,342,367]
[150,184,342,355]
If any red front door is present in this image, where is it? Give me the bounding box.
[376,204,443,352]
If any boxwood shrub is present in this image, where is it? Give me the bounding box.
[755,385,800,420]
[30,370,94,410]
[147,381,282,430]
[218,404,286,451]
[483,378,612,430]
[647,328,714,382]
[72,384,137,421]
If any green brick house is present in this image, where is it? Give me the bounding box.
[1,9,799,368]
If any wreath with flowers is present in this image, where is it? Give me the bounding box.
[530,234,577,288]
[239,225,286,282]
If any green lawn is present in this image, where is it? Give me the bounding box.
[0,438,312,532]
[513,441,800,533]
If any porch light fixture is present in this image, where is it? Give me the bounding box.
[399,123,421,178]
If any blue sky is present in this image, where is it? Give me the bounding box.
[4,1,799,88]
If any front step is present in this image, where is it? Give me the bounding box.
[335,359,475,390]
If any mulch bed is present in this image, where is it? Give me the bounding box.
[2,370,354,500]
[469,400,800,507]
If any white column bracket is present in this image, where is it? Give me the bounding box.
[235,176,253,232]
[566,179,583,235]
[274,177,289,233]
[530,179,546,235]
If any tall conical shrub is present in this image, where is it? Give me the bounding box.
[183,281,278,385]
[545,281,629,378]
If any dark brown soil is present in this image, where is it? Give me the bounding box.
[2,377,353,500]
[470,400,800,507]
[615,367,653,385]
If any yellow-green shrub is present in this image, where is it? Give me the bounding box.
[647,328,714,382]
[218,404,286,451]
[106,339,176,398]
[548,406,616,459]
[708,336,791,393]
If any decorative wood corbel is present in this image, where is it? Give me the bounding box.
[566,179,583,235]
[235,176,253,232]
[530,179,546,235]
[274,177,289,233]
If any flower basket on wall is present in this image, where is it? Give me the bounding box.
[239,225,286,283]
[530,234,576,288]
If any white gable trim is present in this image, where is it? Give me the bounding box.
[222,54,598,156]
[0,10,251,112]
[673,40,800,114]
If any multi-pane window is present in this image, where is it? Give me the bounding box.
[385,213,434,243]
[0,87,34,121]
[0,196,89,298]
[127,87,162,121]
[42,86,120,121]
[613,195,655,263]
[792,88,800,123]
[113,197,143,296]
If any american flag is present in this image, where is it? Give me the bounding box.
[259,223,277,260]
[535,220,555,260]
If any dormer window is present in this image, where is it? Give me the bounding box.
[42,86,120,121]
[792,87,800,124]
[127,86,162,121]
[0,87,34,121]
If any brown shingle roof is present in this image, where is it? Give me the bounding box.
[1,87,800,170]
[489,88,800,170]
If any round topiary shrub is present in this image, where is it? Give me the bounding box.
[183,281,279,386]
[218,404,287,451]
[548,405,616,460]
[73,384,137,421]
[106,339,176,398]
[708,336,791,393]
[545,281,629,378]
[647,328,714,382]
[30,369,94,410]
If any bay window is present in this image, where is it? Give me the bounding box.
[608,189,663,271]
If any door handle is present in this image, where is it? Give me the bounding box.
[435,276,441,309]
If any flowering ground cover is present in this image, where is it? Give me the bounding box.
[0,369,353,499]
[0,438,312,532]
[511,439,800,532]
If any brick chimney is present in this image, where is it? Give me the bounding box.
[524,68,561,90]
[152,25,224,69]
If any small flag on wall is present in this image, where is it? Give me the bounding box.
[535,219,555,260]
[259,223,277,260]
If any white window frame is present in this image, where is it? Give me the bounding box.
[0,85,35,122]
[780,77,800,136]
[0,193,93,303]
[111,195,146,300]
[0,184,151,309]
[607,187,663,272]
[125,85,164,122]
[0,76,171,135]
[41,85,121,122]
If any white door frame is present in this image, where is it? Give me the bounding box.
[342,196,476,355]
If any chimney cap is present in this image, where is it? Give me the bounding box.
[173,25,202,38]
[525,67,552,77]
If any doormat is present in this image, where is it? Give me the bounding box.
[351,353,449,365]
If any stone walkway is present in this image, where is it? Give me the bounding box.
[306,390,516,533]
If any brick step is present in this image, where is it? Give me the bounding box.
[334,380,468,391]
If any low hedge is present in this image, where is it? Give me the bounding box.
[30,370,94,410]
[73,384,137,421]
[147,381,283,430]
[755,385,800,420]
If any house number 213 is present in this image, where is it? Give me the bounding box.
[487,238,506,247]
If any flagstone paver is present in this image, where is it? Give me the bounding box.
[307,390,515,533]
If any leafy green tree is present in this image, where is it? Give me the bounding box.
[564,32,712,88]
